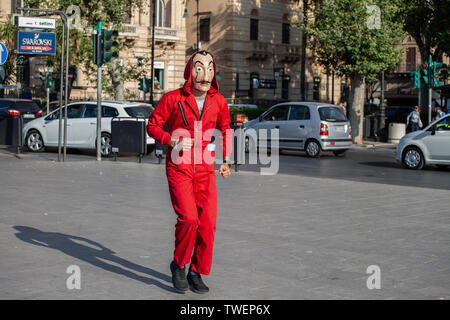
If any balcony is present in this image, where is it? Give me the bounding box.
[246,42,270,61]
[276,44,301,63]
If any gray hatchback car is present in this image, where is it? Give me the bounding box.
[243,102,352,157]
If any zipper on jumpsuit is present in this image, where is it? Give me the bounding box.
[183,98,214,173]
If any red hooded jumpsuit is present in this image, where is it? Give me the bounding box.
[147,54,231,275]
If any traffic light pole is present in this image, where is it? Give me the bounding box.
[428,56,432,125]
[96,22,103,162]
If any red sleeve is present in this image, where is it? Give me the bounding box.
[216,96,232,160]
[147,93,172,145]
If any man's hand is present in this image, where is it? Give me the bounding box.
[169,137,194,151]
[219,163,231,179]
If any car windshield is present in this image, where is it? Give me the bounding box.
[319,106,347,122]
[15,101,40,113]
[124,105,154,118]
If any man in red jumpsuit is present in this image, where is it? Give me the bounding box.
[147,50,232,294]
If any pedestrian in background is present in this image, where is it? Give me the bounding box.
[340,101,348,117]
[406,105,422,132]
[435,107,446,120]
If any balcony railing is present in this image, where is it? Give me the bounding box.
[246,41,270,60]
[153,27,179,41]
[119,24,139,37]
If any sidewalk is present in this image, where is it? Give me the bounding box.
[0,149,449,300]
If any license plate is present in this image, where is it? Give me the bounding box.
[23,114,35,119]
[334,126,344,132]
[155,149,163,155]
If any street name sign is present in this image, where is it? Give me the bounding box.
[0,42,8,65]
[16,31,56,55]
[16,16,56,30]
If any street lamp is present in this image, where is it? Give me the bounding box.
[150,0,156,106]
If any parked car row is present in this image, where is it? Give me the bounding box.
[22,101,155,157]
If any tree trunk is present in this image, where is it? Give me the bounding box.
[109,60,124,101]
[349,74,365,144]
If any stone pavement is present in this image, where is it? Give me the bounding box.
[0,149,449,300]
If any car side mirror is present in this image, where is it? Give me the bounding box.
[430,126,436,135]
[259,115,263,122]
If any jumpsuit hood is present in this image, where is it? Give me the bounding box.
[182,52,219,96]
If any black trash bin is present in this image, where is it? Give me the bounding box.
[111,117,147,162]
[0,116,23,152]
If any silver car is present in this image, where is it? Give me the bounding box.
[396,114,450,170]
[243,102,352,157]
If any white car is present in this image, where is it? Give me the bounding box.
[23,101,155,157]
[396,114,450,169]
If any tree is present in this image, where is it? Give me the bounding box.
[400,0,450,62]
[294,0,406,144]
[23,0,148,100]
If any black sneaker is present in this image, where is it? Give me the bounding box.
[170,261,188,293]
[187,273,209,294]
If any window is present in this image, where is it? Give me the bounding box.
[282,23,290,44]
[125,106,154,118]
[82,105,118,118]
[435,117,450,131]
[262,106,288,121]
[154,69,164,90]
[250,19,258,40]
[156,0,165,27]
[289,106,310,120]
[200,18,210,42]
[318,106,347,122]
[406,47,416,72]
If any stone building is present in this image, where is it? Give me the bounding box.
[183,0,344,106]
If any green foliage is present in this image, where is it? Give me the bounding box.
[294,0,406,82]
[21,0,148,98]
[399,0,450,61]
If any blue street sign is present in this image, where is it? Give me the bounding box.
[0,42,8,65]
[16,31,56,55]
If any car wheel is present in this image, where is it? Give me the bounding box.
[305,139,321,158]
[101,133,112,157]
[333,150,347,157]
[26,130,45,152]
[402,146,424,170]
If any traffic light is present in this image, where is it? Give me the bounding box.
[47,72,54,88]
[139,78,145,91]
[39,70,53,89]
[92,31,101,66]
[433,62,447,87]
[420,62,429,85]
[410,70,420,89]
[139,77,151,93]
[102,29,119,64]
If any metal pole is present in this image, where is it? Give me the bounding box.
[196,0,199,50]
[379,71,385,132]
[428,55,432,125]
[331,71,335,104]
[63,13,70,161]
[96,22,103,161]
[58,15,66,162]
[150,0,156,106]
[46,87,50,115]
